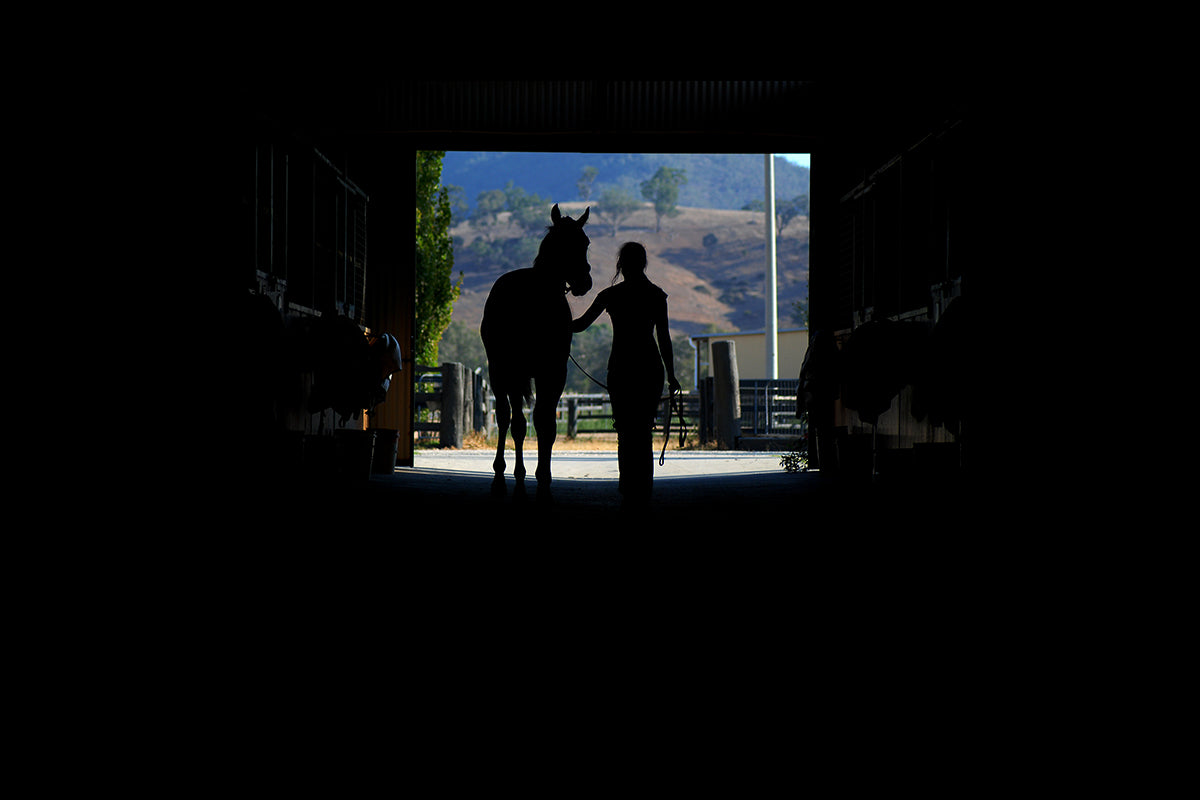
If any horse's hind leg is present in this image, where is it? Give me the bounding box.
[509,393,528,488]
[492,392,510,492]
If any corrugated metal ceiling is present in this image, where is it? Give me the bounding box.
[369,79,817,134]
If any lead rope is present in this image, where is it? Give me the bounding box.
[569,351,608,391]
[659,387,686,466]
[571,351,684,466]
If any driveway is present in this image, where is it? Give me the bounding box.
[410,449,788,481]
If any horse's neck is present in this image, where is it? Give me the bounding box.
[522,266,563,295]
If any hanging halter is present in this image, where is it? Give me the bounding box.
[659,386,687,466]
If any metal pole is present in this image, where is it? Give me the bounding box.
[283,153,288,284]
[764,154,778,379]
[269,145,274,275]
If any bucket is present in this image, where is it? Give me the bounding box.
[333,429,376,480]
[369,428,399,474]
[302,434,336,478]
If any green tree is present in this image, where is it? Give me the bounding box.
[577,166,598,202]
[640,166,687,232]
[436,319,488,371]
[743,193,809,264]
[671,332,695,389]
[565,323,614,394]
[415,151,462,366]
[504,181,554,233]
[444,184,468,223]
[594,186,641,237]
[776,194,808,234]
[742,194,808,232]
[503,236,540,269]
[471,189,507,238]
[790,297,809,328]
[563,324,695,394]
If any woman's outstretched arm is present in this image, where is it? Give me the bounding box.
[572,293,606,333]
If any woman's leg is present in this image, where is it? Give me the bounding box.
[611,360,663,507]
[618,423,654,506]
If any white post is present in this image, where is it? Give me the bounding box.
[764,154,779,379]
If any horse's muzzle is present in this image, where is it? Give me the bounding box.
[569,271,593,297]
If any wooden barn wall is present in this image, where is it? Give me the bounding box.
[810,116,975,453]
[358,142,416,467]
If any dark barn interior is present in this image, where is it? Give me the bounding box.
[182,77,1075,768]
[202,77,1024,533]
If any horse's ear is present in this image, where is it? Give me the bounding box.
[551,204,561,224]
[579,207,589,225]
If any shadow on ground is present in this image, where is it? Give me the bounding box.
[218,456,984,540]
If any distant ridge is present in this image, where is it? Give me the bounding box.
[441,151,810,212]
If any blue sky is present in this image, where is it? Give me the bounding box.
[780,153,810,168]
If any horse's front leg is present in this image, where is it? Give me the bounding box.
[533,389,561,500]
[510,394,528,489]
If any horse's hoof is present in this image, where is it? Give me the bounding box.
[491,474,506,497]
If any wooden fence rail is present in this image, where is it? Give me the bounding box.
[413,363,488,448]
[560,393,702,439]
[414,363,796,450]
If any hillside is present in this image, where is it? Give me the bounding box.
[448,201,809,341]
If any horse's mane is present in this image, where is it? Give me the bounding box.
[531,224,557,272]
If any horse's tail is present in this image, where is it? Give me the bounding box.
[481,270,536,406]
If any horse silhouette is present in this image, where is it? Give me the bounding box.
[481,204,592,500]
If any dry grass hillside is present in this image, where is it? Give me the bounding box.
[449,201,809,341]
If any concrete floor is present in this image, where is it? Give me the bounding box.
[199,440,1007,665]
[215,440,985,540]
[338,446,986,535]
[369,449,807,525]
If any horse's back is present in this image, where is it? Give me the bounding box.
[481,268,571,383]
[481,269,529,340]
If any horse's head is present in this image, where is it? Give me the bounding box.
[535,204,593,296]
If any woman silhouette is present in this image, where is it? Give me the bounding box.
[573,242,680,507]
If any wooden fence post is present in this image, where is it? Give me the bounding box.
[472,369,488,434]
[440,362,464,449]
[712,340,740,450]
[460,363,473,442]
[567,397,579,439]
